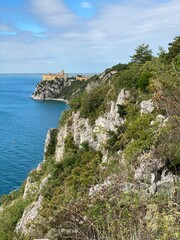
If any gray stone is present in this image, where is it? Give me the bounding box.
[140,99,154,114]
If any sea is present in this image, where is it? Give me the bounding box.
[0,75,67,196]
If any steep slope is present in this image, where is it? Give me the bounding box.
[0,38,179,240]
[31,75,95,102]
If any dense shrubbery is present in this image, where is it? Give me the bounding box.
[155,119,180,172]
[69,84,110,124]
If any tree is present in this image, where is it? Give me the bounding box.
[130,44,153,64]
[165,36,180,63]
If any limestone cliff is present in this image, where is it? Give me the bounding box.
[0,57,179,239]
[31,75,91,102]
[31,77,70,101]
[13,86,180,239]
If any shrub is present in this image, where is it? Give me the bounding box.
[45,129,58,158]
[59,109,72,126]
[138,72,153,92]
[155,118,180,173]
[117,104,127,117]
[124,113,155,161]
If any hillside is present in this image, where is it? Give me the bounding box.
[0,37,179,240]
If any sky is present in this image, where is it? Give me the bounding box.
[0,0,179,73]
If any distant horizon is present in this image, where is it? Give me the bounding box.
[0,72,98,75]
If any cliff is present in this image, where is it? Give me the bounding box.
[0,38,179,240]
[31,75,92,102]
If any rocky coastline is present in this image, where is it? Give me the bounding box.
[0,38,179,239]
[31,94,69,104]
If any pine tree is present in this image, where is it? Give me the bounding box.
[165,36,180,63]
[131,44,153,64]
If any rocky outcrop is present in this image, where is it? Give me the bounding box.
[15,130,54,234]
[55,89,130,162]
[31,78,70,101]
[140,99,154,114]
[23,176,39,200]
[99,70,117,82]
[15,196,43,235]
[134,151,180,195]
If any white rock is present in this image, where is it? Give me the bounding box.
[89,177,112,197]
[116,89,130,105]
[15,196,43,235]
[140,99,154,114]
[55,89,130,160]
[55,125,69,162]
[23,176,38,200]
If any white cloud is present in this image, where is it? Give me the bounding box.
[0,0,180,73]
[0,23,15,32]
[80,1,92,8]
[30,0,77,27]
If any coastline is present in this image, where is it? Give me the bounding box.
[31,95,69,104]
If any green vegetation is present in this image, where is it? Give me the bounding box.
[0,184,33,240]
[0,36,179,239]
[130,44,153,64]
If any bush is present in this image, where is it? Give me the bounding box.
[117,104,127,117]
[138,72,153,92]
[155,118,180,173]
[59,109,72,126]
[45,129,58,157]
[124,113,155,161]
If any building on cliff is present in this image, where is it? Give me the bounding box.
[75,74,89,81]
[43,70,68,81]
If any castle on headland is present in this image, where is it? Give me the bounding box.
[75,74,89,81]
[42,70,89,81]
[42,70,68,81]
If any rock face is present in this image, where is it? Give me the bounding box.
[31,78,70,101]
[15,196,43,234]
[134,151,180,195]
[15,130,54,235]
[55,89,130,162]
[140,99,154,114]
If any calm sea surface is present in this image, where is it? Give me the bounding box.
[0,75,67,195]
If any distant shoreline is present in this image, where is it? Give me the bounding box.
[31,95,69,104]
[0,73,44,76]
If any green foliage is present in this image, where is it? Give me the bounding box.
[45,128,58,157]
[80,85,109,120]
[155,118,180,172]
[138,72,153,92]
[41,136,102,201]
[105,62,128,74]
[61,79,89,100]
[70,84,110,124]
[59,109,72,126]
[165,36,180,63]
[173,54,180,70]
[112,63,141,91]
[0,199,30,240]
[124,113,155,161]
[152,63,180,117]
[117,104,127,117]
[69,94,82,111]
[131,44,153,64]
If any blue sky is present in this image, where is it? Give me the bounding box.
[0,0,179,73]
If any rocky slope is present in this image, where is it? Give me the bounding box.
[31,77,70,101]
[0,38,179,239]
[31,75,91,102]
[13,83,179,239]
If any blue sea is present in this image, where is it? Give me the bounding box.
[0,75,67,195]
